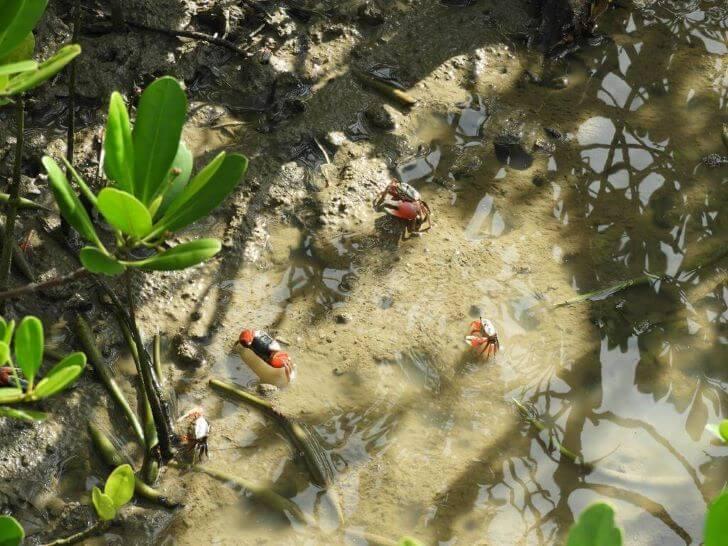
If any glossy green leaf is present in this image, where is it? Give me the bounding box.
[105,464,135,508]
[157,140,193,216]
[31,352,85,399]
[1,320,15,346]
[0,0,47,59]
[567,503,622,546]
[0,388,23,403]
[14,316,43,386]
[43,156,103,248]
[0,514,24,546]
[104,92,135,193]
[132,76,187,204]
[153,153,247,235]
[80,247,125,276]
[0,60,36,76]
[705,490,728,546]
[32,365,82,399]
[97,188,152,238]
[3,44,81,96]
[0,32,35,64]
[720,420,728,442]
[0,406,46,421]
[0,319,6,344]
[92,487,116,521]
[0,341,9,366]
[126,239,221,271]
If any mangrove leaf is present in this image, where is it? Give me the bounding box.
[103,92,135,193]
[80,247,126,276]
[97,188,152,238]
[14,315,42,386]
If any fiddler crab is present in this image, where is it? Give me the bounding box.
[234,329,296,388]
[374,179,431,237]
[178,407,210,463]
[465,318,500,359]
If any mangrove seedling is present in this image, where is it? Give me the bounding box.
[0,315,85,421]
[0,0,81,293]
[92,464,135,522]
[42,76,248,460]
[0,515,24,546]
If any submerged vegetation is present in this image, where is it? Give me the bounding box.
[0,0,726,544]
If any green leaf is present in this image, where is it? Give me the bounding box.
[31,352,85,399]
[0,0,47,59]
[97,188,152,238]
[92,487,116,521]
[0,60,36,76]
[3,44,81,96]
[1,320,14,345]
[0,406,46,421]
[397,538,424,546]
[60,156,97,208]
[80,247,125,276]
[0,341,9,366]
[157,140,193,216]
[125,239,221,271]
[567,503,622,546]
[43,156,103,248]
[104,92,135,193]
[706,490,728,546]
[0,32,35,64]
[153,153,247,235]
[14,316,43,386]
[0,388,23,402]
[104,464,135,508]
[0,514,24,546]
[132,76,187,204]
[720,420,728,442]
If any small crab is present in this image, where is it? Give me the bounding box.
[465,318,499,359]
[178,408,210,463]
[374,179,431,237]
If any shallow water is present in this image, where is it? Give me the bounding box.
[75,2,727,545]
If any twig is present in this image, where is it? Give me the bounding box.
[74,315,146,446]
[0,267,86,302]
[0,97,26,295]
[126,21,253,56]
[39,521,107,546]
[0,192,48,211]
[351,66,417,107]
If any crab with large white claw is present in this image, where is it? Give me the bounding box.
[235,329,296,388]
[465,318,500,359]
[178,408,210,463]
[374,179,432,237]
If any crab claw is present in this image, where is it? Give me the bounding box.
[270,351,296,382]
[239,329,255,346]
[384,200,420,221]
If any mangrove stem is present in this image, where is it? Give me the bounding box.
[88,423,181,508]
[125,269,176,461]
[173,461,317,526]
[0,96,27,295]
[210,378,336,490]
[74,315,145,446]
[0,193,48,210]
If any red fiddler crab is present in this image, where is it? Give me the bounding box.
[465,318,500,359]
[178,408,210,463]
[374,180,431,236]
[235,329,296,388]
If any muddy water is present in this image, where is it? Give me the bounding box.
[90,3,727,545]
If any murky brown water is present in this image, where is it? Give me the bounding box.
[65,2,727,545]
